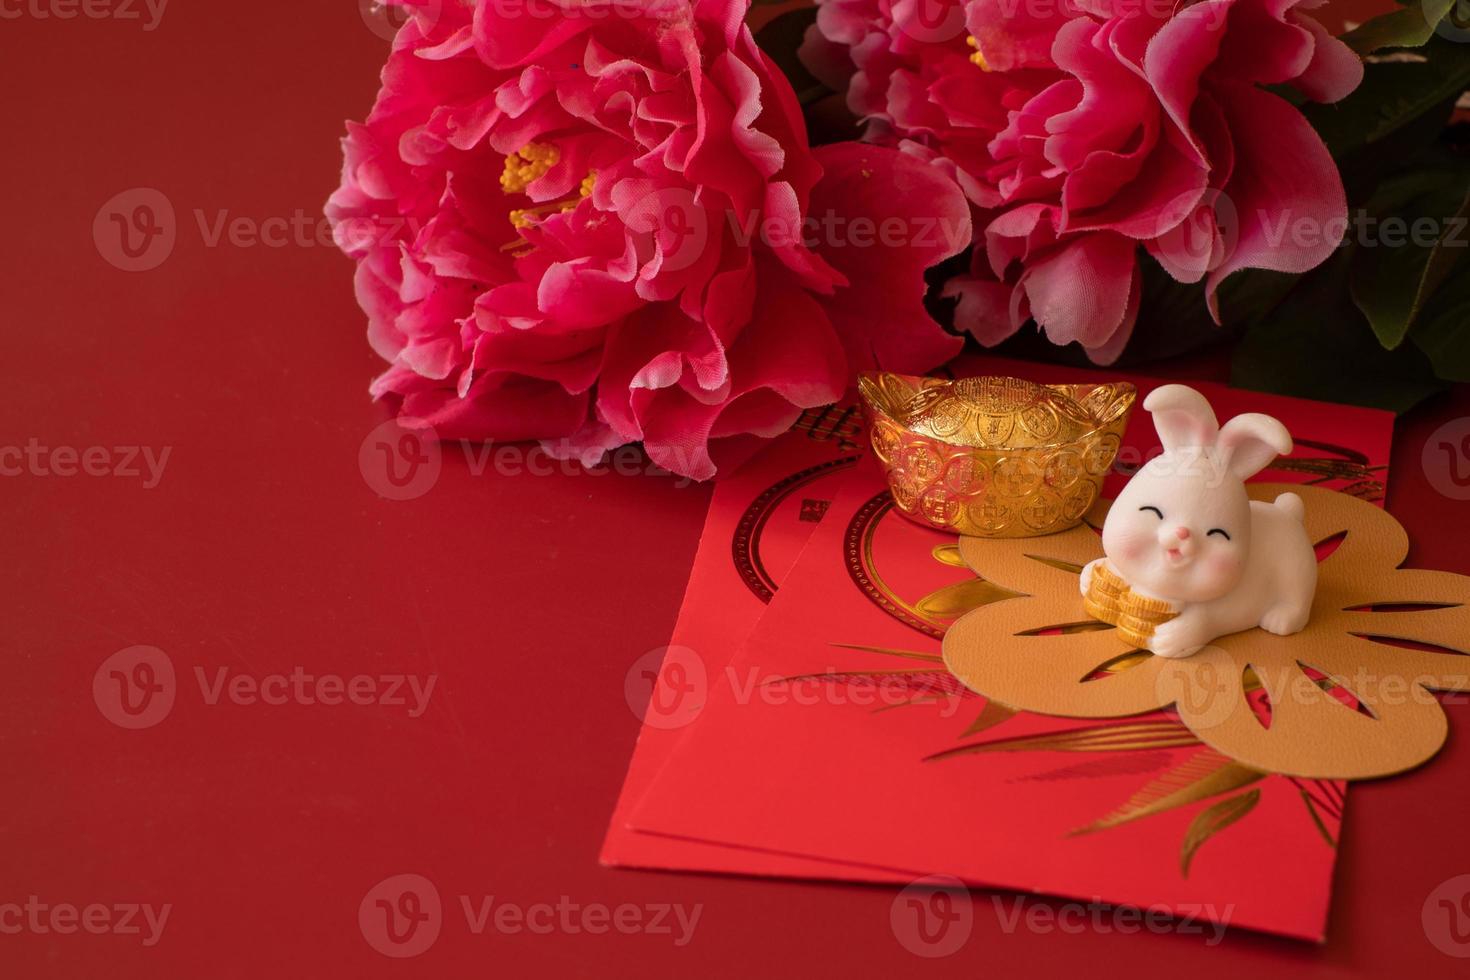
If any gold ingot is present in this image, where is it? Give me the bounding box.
[858,373,1136,538]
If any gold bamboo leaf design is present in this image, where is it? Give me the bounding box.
[926,719,1199,762]
[931,544,968,567]
[1071,748,1264,836]
[914,578,1023,619]
[1016,621,1115,636]
[1296,789,1338,848]
[960,700,1018,738]
[1180,789,1261,878]
[830,643,944,665]
[1023,554,1085,575]
[1084,650,1155,677]
[770,668,954,686]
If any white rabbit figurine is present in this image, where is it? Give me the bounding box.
[1079,385,1317,659]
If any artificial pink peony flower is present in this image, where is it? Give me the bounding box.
[803,0,1363,363]
[799,0,1053,208]
[328,0,970,480]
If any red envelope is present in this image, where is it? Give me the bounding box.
[601,400,879,878]
[609,361,1393,941]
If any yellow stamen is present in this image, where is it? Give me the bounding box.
[504,169,598,241]
[967,36,990,72]
[500,142,561,194]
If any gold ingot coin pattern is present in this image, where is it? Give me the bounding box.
[859,374,1137,539]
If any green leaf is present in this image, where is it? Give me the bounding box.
[1180,789,1261,878]
[1232,249,1450,413]
[1414,263,1470,380]
[1349,164,1470,348]
[1092,258,1299,367]
[1304,37,1470,159]
[1342,0,1457,54]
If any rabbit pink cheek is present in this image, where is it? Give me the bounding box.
[1112,530,1149,561]
[1208,553,1243,578]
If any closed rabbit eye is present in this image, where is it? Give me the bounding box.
[1208,528,1232,540]
[1139,506,1164,519]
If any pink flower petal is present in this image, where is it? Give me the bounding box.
[1016,232,1139,350]
[1203,81,1347,317]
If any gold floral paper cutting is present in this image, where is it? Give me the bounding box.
[941,484,1470,780]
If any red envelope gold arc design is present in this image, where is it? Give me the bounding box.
[842,491,951,639]
[732,456,860,603]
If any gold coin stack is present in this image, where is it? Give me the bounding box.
[1083,562,1178,648]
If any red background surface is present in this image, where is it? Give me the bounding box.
[2,2,1468,976]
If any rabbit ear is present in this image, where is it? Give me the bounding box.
[1216,413,1292,480]
[1143,385,1219,452]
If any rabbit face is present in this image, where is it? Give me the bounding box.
[1104,453,1252,603]
[1099,384,1293,605]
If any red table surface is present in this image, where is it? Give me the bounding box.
[3,3,1468,977]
